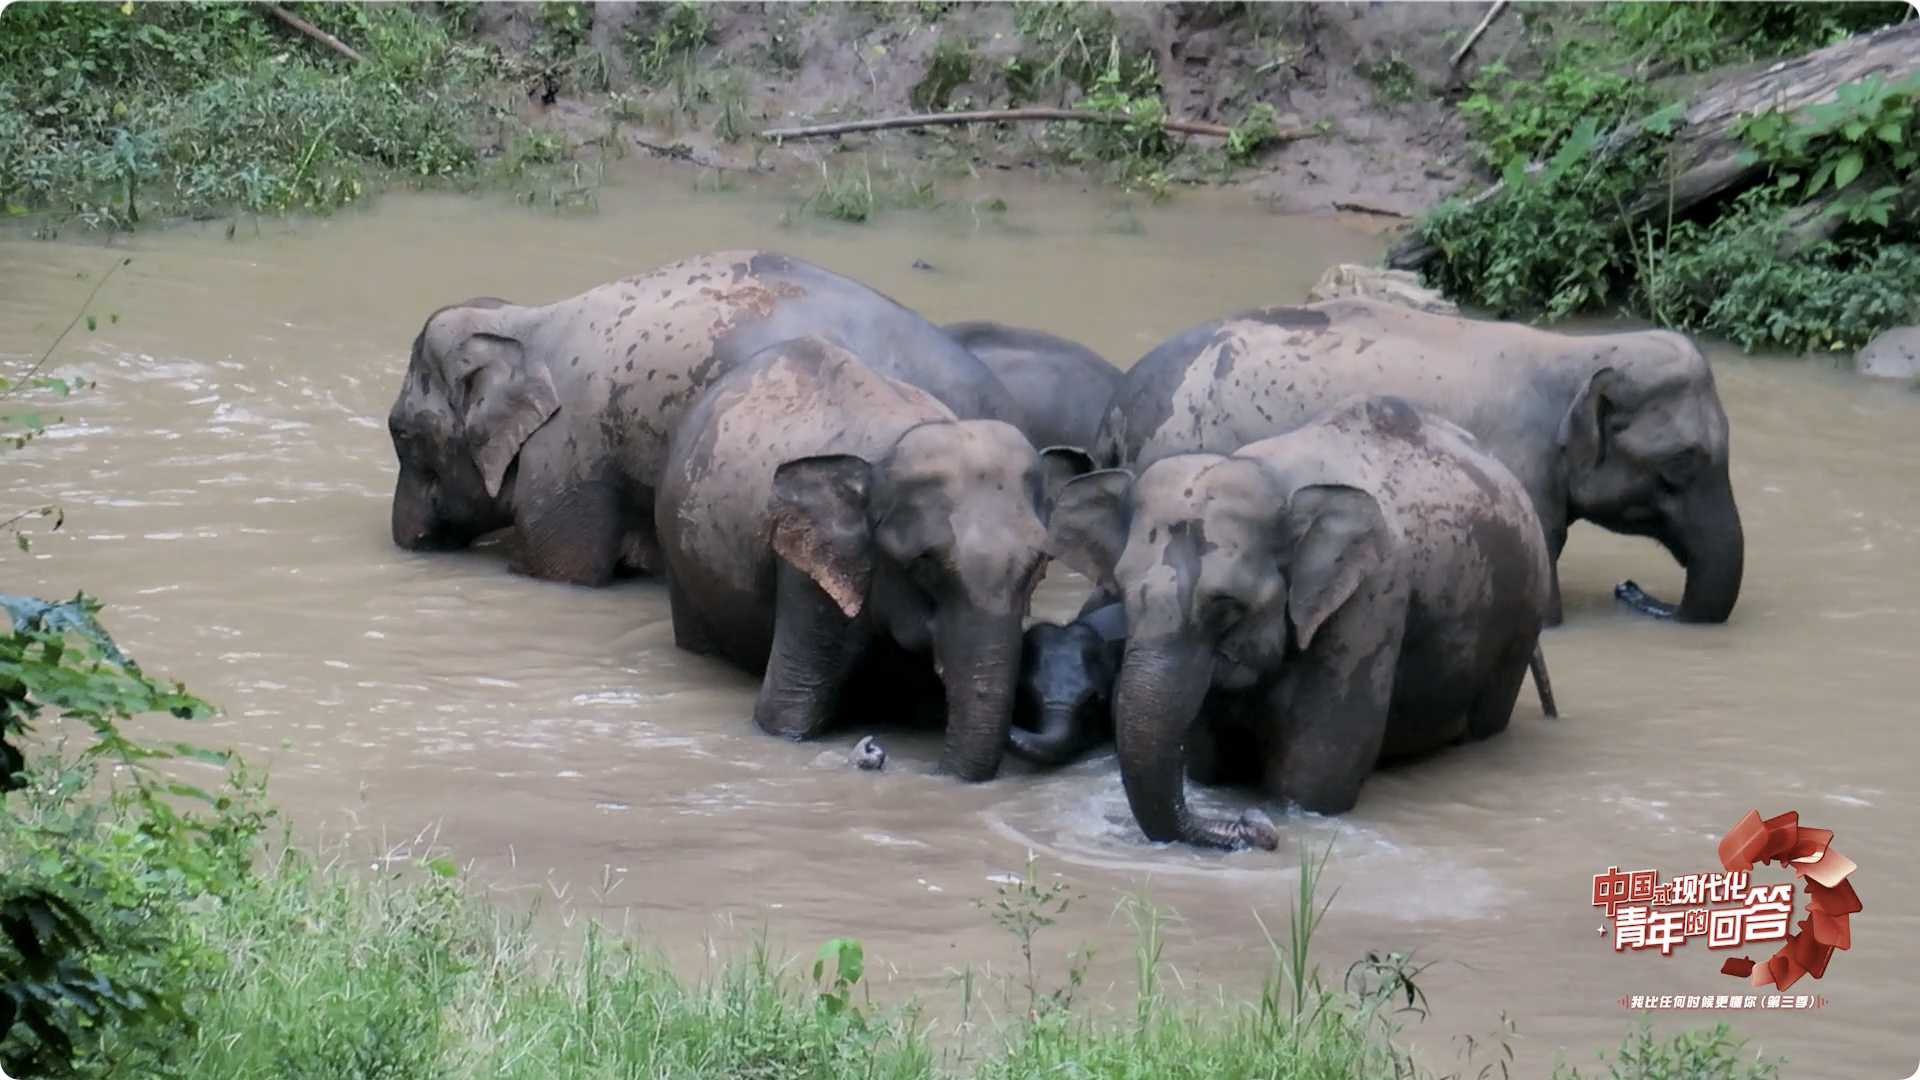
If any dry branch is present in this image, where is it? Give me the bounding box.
[758,107,1319,145]
[1450,0,1510,69]
[1389,19,1920,271]
[261,3,365,64]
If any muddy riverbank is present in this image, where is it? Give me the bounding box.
[3,172,1916,1077]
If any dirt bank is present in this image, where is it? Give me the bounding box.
[471,1,1536,221]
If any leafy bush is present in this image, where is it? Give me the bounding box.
[0,1,508,232]
[1419,3,1920,354]
[0,593,272,1078]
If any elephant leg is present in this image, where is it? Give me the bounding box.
[754,559,871,741]
[513,479,624,587]
[1264,624,1403,816]
[619,516,665,577]
[1545,565,1564,628]
[665,570,720,658]
[1464,640,1533,742]
[1186,713,1224,785]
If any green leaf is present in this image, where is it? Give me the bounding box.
[1877,122,1906,145]
[425,857,459,879]
[1833,150,1864,191]
[85,316,96,332]
[1502,153,1527,191]
[1808,160,1835,198]
[1641,101,1685,136]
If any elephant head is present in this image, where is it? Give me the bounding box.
[387,298,558,552]
[1558,331,1743,623]
[1008,602,1126,766]
[1044,458,1389,849]
[767,421,1094,782]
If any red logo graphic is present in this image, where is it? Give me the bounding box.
[1714,809,1860,990]
[1592,809,1862,992]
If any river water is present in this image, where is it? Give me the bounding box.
[2,172,1915,1078]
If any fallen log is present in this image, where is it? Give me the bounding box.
[758,107,1319,145]
[1389,18,1920,271]
[261,3,365,64]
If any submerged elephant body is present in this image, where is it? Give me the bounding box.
[386,250,1019,586]
[657,336,1091,782]
[941,321,1122,453]
[1048,396,1554,851]
[1094,298,1743,625]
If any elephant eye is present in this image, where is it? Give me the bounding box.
[907,553,947,592]
[1207,595,1248,627]
[1658,451,1704,492]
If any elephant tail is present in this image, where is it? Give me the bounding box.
[1529,643,1559,719]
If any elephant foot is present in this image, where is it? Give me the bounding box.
[1614,579,1679,620]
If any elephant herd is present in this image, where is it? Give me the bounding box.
[385,249,1744,853]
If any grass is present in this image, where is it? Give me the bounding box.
[0,1,575,235]
[146,829,1791,1080]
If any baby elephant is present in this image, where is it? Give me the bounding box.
[1044,395,1554,851]
[1008,602,1127,766]
[656,336,1092,783]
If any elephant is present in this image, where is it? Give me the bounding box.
[656,335,1093,782]
[386,250,1021,587]
[1045,395,1555,851]
[1092,298,1743,626]
[1007,601,1127,767]
[1007,608,1558,772]
[941,321,1123,452]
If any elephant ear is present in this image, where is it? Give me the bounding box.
[1037,446,1097,513]
[440,327,561,500]
[1557,365,1625,477]
[770,454,875,620]
[1283,483,1391,652]
[1042,468,1133,592]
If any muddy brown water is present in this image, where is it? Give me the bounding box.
[3,173,1916,1078]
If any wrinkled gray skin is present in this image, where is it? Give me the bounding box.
[1008,602,1127,766]
[657,336,1093,783]
[1007,607,1556,767]
[387,250,1020,586]
[1048,396,1554,851]
[1092,299,1743,626]
[942,321,1122,453]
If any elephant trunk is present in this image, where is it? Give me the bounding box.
[1008,701,1083,765]
[1674,474,1744,624]
[391,470,444,551]
[1112,638,1279,852]
[932,610,1023,782]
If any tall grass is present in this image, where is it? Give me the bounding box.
[0,2,528,233]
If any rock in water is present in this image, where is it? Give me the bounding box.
[1854,326,1920,381]
[850,736,887,771]
[1308,263,1459,316]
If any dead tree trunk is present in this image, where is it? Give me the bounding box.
[1388,19,1920,271]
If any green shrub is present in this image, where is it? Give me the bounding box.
[1418,3,1919,354]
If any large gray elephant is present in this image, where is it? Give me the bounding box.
[656,336,1092,782]
[386,250,1020,586]
[1046,396,1554,851]
[941,321,1122,453]
[1092,299,1743,625]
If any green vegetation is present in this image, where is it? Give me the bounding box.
[1417,1,1920,354]
[0,2,544,234]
